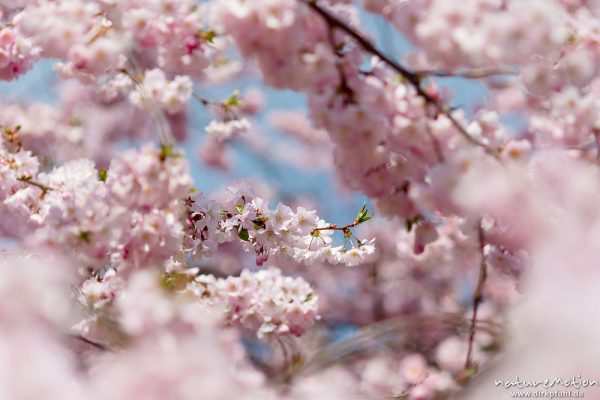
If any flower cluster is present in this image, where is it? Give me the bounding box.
[13,0,223,79]
[76,265,319,342]
[129,69,193,114]
[525,82,600,153]
[184,181,376,267]
[366,0,600,93]
[0,25,39,81]
[17,0,125,76]
[214,0,350,92]
[205,118,251,141]
[2,132,375,274]
[0,141,192,269]
[120,0,217,76]
[187,267,319,338]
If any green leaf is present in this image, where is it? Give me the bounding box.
[160,272,195,292]
[456,366,478,383]
[159,144,174,161]
[238,228,250,242]
[200,30,217,44]
[355,203,373,224]
[98,168,108,182]
[79,231,91,243]
[226,90,243,108]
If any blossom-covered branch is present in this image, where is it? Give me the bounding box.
[301,0,494,152]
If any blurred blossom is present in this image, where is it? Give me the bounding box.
[2,0,600,399]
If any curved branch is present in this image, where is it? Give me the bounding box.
[67,334,109,351]
[302,0,497,155]
[465,221,489,371]
[415,66,518,79]
[17,176,53,195]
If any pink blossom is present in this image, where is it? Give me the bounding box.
[2,0,600,398]
[212,267,319,338]
[129,69,193,114]
[0,26,39,81]
[205,118,251,140]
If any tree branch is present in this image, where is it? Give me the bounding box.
[302,0,497,155]
[17,176,53,195]
[415,66,518,79]
[593,128,600,162]
[67,334,109,351]
[465,221,488,370]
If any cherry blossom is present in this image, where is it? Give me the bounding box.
[2,0,600,399]
[205,118,251,141]
[129,68,192,114]
[0,25,39,81]
[202,267,318,338]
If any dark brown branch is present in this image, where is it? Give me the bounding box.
[465,221,488,370]
[304,0,422,90]
[325,23,354,102]
[302,0,496,155]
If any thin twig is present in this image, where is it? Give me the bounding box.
[302,0,496,155]
[67,334,109,351]
[593,128,600,163]
[311,222,358,235]
[304,0,421,89]
[17,176,53,195]
[193,93,217,107]
[369,262,385,321]
[277,337,291,373]
[425,123,445,163]
[193,92,240,122]
[465,221,488,370]
[276,313,501,383]
[325,23,354,101]
[415,66,518,80]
